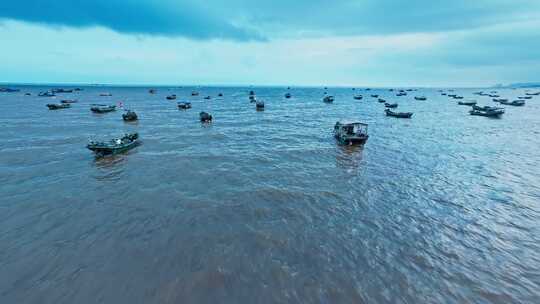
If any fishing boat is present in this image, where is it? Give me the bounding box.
[52,88,73,93]
[191,91,199,96]
[74,88,83,92]
[385,103,398,108]
[493,98,508,103]
[204,96,212,100]
[200,112,213,122]
[38,91,55,97]
[441,93,447,96]
[25,93,31,96]
[414,96,427,100]
[396,93,407,97]
[448,94,457,98]
[0,87,20,92]
[61,99,77,104]
[371,94,379,98]
[453,96,464,99]
[469,108,505,117]
[333,121,369,146]
[323,96,335,103]
[256,100,265,110]
[149,89,157,94]
[500,100,525,106]
[249,90,255,96]
[99,93,112,97]
[378,98,386,103]
[47,103,71,110]
[458,101,477,106]
[285,93,292,99]
[472,105,504,112]
[91,104,116,113]
[489,94,500,98]
[525,92,540,96]
[166,94,177,100]
[518,96,532,100]
[249,95,256,102]
[353,95,363,100]
[122,110,138,121]
[87,133,139,156]
[218,93,223,97]
[177,102,192,109]
[385,109,413,118]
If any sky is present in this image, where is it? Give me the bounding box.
[1,0,539,87]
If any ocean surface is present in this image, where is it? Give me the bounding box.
[1,86,539,304]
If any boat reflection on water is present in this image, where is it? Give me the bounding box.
[335,144,366,171]
[92,152,130,181]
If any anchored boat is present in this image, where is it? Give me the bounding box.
[200,112,213,122]
[500,100,525,106]
[414,96,427,101]
[458,101,477,106]
[87,133,139,156]
[91,104,116,113]
[385,109,413,118]
[353,95,363,100]
[385,103,398,108]
[334,121,369,146]
[61,99,78,104]
[122,110,138,121]
[177,102,192,109]
[323,96,335,103]
[166,94,177,100]
[469,108,505,117]
[285,93,292,99]
[47,103,71,110]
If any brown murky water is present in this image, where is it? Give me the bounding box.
[1,86,540,303]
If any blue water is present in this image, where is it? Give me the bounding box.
[1,86,539,303]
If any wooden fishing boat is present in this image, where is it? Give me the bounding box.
[38,91,55,97]
[469,109,505,117]
[458,101,476,106]
[87,133,139,156]
[371,94,379,98]
[378,98,386,103]
[249,95,256,102]
[518,96,532,100]
[385,103,398,108]
[149,89,157,94]
[0,87,20,92]
[47,103,71,110]
[122,110,138,121]
[472,105,504,112]
[353,95,363,100]
[256,100,265,110]
[99,93,112,97]
[204,96,212,100]
[166,94,177,100]
[200,112,213,122]
[218,93,223,97]
[333,121,369,146]
[177,102,192,110]
[323,96,335,103]
[414,96,427,100]
[285,93,292,99]
[52,88,73,93]
[385,109,413,118]
[453,96,464,99]
[61,99,77,104]
[191,91,199,96]
[493,98,508,103]
[500,100,525,106]
[396,93,407,96]
[91,104,116,113]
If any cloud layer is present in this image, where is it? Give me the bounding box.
[1,0,539,40]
